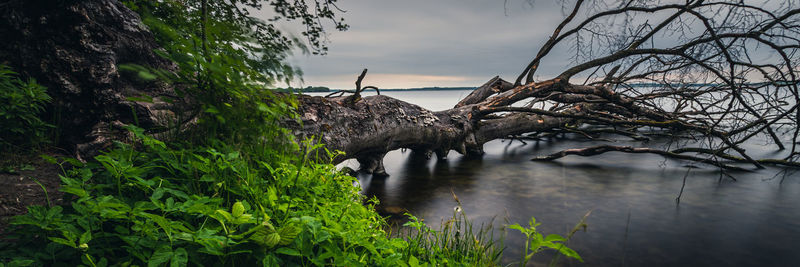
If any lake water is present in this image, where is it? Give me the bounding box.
[308,90,800,266]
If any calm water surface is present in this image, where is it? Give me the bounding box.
[310,90,800,266]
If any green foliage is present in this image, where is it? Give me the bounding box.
[274,86,331,93]
[0,64,53,152]
[0,128,410,266]
[399,209,503,266]
[119,0,348,148]
[0,126,520,266]
[508,217,583,266]
[123,0,346,58]
[125,15,293,146]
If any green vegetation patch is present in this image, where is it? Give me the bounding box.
[0,64,53,152]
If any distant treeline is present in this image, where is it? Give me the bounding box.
[274,86,331,92]
[628,81,799,88]
[379,86,476,91]
[324,86,477,92]
[277,82,797,93]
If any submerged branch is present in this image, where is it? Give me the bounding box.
[531,145,750,171]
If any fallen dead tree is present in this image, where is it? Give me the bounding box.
[288,0,800,175]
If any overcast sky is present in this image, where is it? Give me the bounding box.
[281,0,576,89]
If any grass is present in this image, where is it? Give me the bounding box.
[395,191,504,266]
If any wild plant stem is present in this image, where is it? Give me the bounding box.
[28,176,50,207]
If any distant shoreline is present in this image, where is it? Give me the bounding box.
[341,87,477,92]
[292,82,798,93]
[291,87,477,93]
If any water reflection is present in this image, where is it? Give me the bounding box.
[361,150,485,219]
[312,90,800,266]
[356,138,800,266]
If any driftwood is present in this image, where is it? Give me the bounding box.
[290,76,571,175]
[289,1,800,175]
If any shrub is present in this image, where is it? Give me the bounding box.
[0,64,53,152]
[0,127,410,266]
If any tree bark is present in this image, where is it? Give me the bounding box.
[288,71,800,173]
[287,77,576,173]
[0,0,186,160]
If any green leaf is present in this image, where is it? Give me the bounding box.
[5,259,35,267]
[151,187,166,201]
[232,201,245,218]
[556,246,583,262]
[247,223,277,247]
[48,237,75,248]
[264,232,280,248]
[138,71,157,81]
[262,254,281,266]
[544,233,566,242]
[45,205,63,220]
[96,258,108,267]
[170,248,188,267]
[40,154,57,164]
[126,94,154,103]
[215,209,233,222]
[277,225,301,246]
[79,230,92,244]
[148,246,173,267]
[409,256,420,267]
[507,224,526,232]
[233,214,254,225]
[275,247,301,256]
[142,213,173,240]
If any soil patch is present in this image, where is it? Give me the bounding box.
[0,152,66,236]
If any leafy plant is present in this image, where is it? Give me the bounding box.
[0,64,53,152]
[395,191,585,266]
[508,217,583,266]
[397,191,504,266]
[0,127,411,266]
[400,212,503,266]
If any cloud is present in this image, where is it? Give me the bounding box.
[298,73,484,89]
[267,0,791,88]
[279,0,574,88]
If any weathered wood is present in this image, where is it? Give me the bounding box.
[455,76,513,108]
[289,71,799,173]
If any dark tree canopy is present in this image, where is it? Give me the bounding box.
[123,0,348,84]
[0,0,348,158]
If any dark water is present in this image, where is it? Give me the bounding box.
[310,90,800,266]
